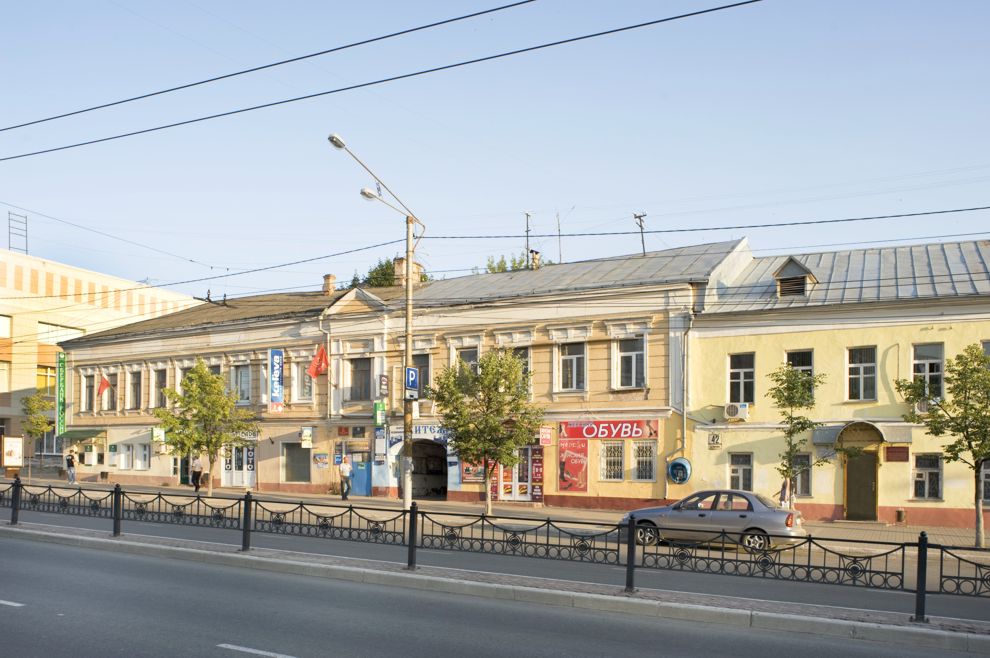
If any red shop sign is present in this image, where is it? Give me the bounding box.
[558,420,659,440]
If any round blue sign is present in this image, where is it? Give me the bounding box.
[667,457,692,484]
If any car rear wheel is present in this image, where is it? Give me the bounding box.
[741,530,771,552]
[636,521,659,546]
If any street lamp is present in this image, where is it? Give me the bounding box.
[328,133,423,511]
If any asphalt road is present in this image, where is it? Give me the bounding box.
[0,537,971,658]
[8,507,988,623]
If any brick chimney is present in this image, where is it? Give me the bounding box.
[393,257,425,287]
[322,274,337,295]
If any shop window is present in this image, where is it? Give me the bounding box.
[617,336,646,388]
[234,365,251,404]
[118,444,133,470]
[559,343,586,391]
[36,366,57,396]
[413,353,431,399]
[847,347,877,401]
[913,344,943,400]
[728,353,754,404]
[633,441,655,481]
[39,430,61,455]
[913,454,942,499]
[348,358,372,401]
[600,441,623,481]
[729,453,753,491]
[294,362,313,401]
[128,371,142,409]
[135,444,151,471]
[154,369,167,407]
[283,442,311,482]
[793,453,811,496]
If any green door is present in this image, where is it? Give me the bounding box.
[845,452,877,521]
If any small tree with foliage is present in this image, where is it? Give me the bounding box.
[766,364,828,509]
[363,258,396,287]
[430,349,544,514]
[152,359,259,495]
[896,343,990,548]
[22,392,54,475]
[484,252,554,273]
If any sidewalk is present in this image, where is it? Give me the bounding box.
[8,473,980,547]
[1,520,987,654]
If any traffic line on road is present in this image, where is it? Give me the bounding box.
[0,600,25,607]
[217,643,297,658]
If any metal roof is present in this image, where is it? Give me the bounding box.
[706,239,990,314]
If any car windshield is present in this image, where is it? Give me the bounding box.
[755,494,779,509]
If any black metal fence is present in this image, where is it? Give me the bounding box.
[4,477,990,619]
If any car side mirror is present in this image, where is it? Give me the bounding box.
[671,503,682,511]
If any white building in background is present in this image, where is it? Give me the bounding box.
[0,248,193,462]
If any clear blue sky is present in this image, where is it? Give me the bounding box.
[1,0,988,299]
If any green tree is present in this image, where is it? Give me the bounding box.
[363,258,396,287]
[765,364,828,509]
[429,349,544,514]
[21,391,54,463]
[152,359,259,495]
[484,252,553,273]
[896,343,990,548]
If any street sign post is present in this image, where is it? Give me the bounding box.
[405,367,418,391]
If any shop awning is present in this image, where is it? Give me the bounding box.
[58,429,107,443]
[812,422,912,445]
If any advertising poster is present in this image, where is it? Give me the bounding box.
[558,438,588,493]
[531,447,544,502]
[1,436,24,467]
[313,453,329,469]
[501,462,513,497]
[558,420,658,440]
[461,461,486,483]
[489,467,499,502]
[268,349,285,413]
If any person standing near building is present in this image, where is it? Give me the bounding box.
[191,456,204,493]
[339,456,353,501]
[65,451,76,485]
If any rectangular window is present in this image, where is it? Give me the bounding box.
[913,344,944,400]
[135,444,151,471]
[913,454,942,499]
[118,444,133,470]
[209,365,221,376]
[84,375,95,411]
[349,358,372,401]
[154,370,167,407]
[413,354,431,399]
[793,453,812,496]
[559,343,586,391]
[39,430,62,455]
[283,442,311,482]
[729,453,753,491]
[36,366,57,396]
[728,353,755,404]
[294,362,313,401]
[847,347,877,401]
[512,347,530,394]
[983,462,990,502]
[234,365,251,404]
[128,371,142,409]
[104,374,118,411]
[633,441,656,481]
[618,336,646,388]
[983,341,990,359]
[600,441,624,481]
[0,361,10,394]
[456,347,479,373]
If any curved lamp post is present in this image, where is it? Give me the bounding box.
[328,133,423,511]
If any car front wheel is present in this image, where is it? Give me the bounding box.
[636,521,659,546]
[741,530,771,552]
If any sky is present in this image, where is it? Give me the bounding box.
[1,0,988,303]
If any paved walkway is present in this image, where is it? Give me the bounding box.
[8,473,981,547]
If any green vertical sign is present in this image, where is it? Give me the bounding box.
[56,352,66,436]
[373,401,386,427]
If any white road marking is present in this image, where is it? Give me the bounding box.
[0,600,25,607]
[217,644,298,658]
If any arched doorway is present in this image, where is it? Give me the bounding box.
[839,422,884,521]
[412,440,447,499]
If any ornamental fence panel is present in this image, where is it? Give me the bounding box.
[120,491,243,529]
[937,544,990,597]
[17,483,113,518]
[251,499,406,545]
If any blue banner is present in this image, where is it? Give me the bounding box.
[269,349,284,413]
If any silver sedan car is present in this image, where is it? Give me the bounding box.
[619,489,808,552]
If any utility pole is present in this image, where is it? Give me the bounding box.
[525,212,532,269]
[634,212,647,255]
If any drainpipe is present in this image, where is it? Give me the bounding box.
[665,312,693,467]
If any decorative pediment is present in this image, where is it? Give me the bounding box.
[547,324,592,343]
[604,318,651,339]
[494,328,534,347]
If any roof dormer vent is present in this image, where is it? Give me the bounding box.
[773,257,817,299]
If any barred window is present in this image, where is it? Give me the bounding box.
[729,453,753,491]
[913,454,942,499]
[600,441,624,481]
[633,441,655,481]
[793,453,811,496]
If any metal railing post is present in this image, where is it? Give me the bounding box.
[10,476,21,525]
[911,531,929,623]
[112,484,122,537]
[624,515,637,593]
[241,492,253,552]
[406,502,418,570]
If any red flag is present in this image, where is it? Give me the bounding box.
[306,345,329,379]
[97,376,112,397]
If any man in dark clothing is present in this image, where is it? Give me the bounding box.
[65,452,77,485]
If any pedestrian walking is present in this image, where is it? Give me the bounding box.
[65,451,76,485]
[339,456,353,501]
[191,456,204,493]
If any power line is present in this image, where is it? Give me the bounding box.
[0,1,764,163]
[0,1,538,133]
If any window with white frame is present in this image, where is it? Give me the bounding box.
[847,347,877,401]
[913,454,942,499]
[729,453,753,491]
[128,371,142,409]
[234,365,251,404]
[728,353,754,404]
[118,444,133,470]
[455,347,479,374]
[37,366,57,396]
[913,344,943,400]
[39,430,62,455]
[633,441,656,481]
[559,343,586,391]
[793,453,812,496]
[135,443,151,470]
[413,353,431,399]
[600,441,624,480]
[511,347,530,395]
[348,358,372,401]
[617,336,646,388]
[294,362,313,401]
[104,374,118,411]
[153,369,167,407]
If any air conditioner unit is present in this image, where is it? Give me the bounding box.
[724,402,750,421]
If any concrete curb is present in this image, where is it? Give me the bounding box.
[2,525,988,654]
